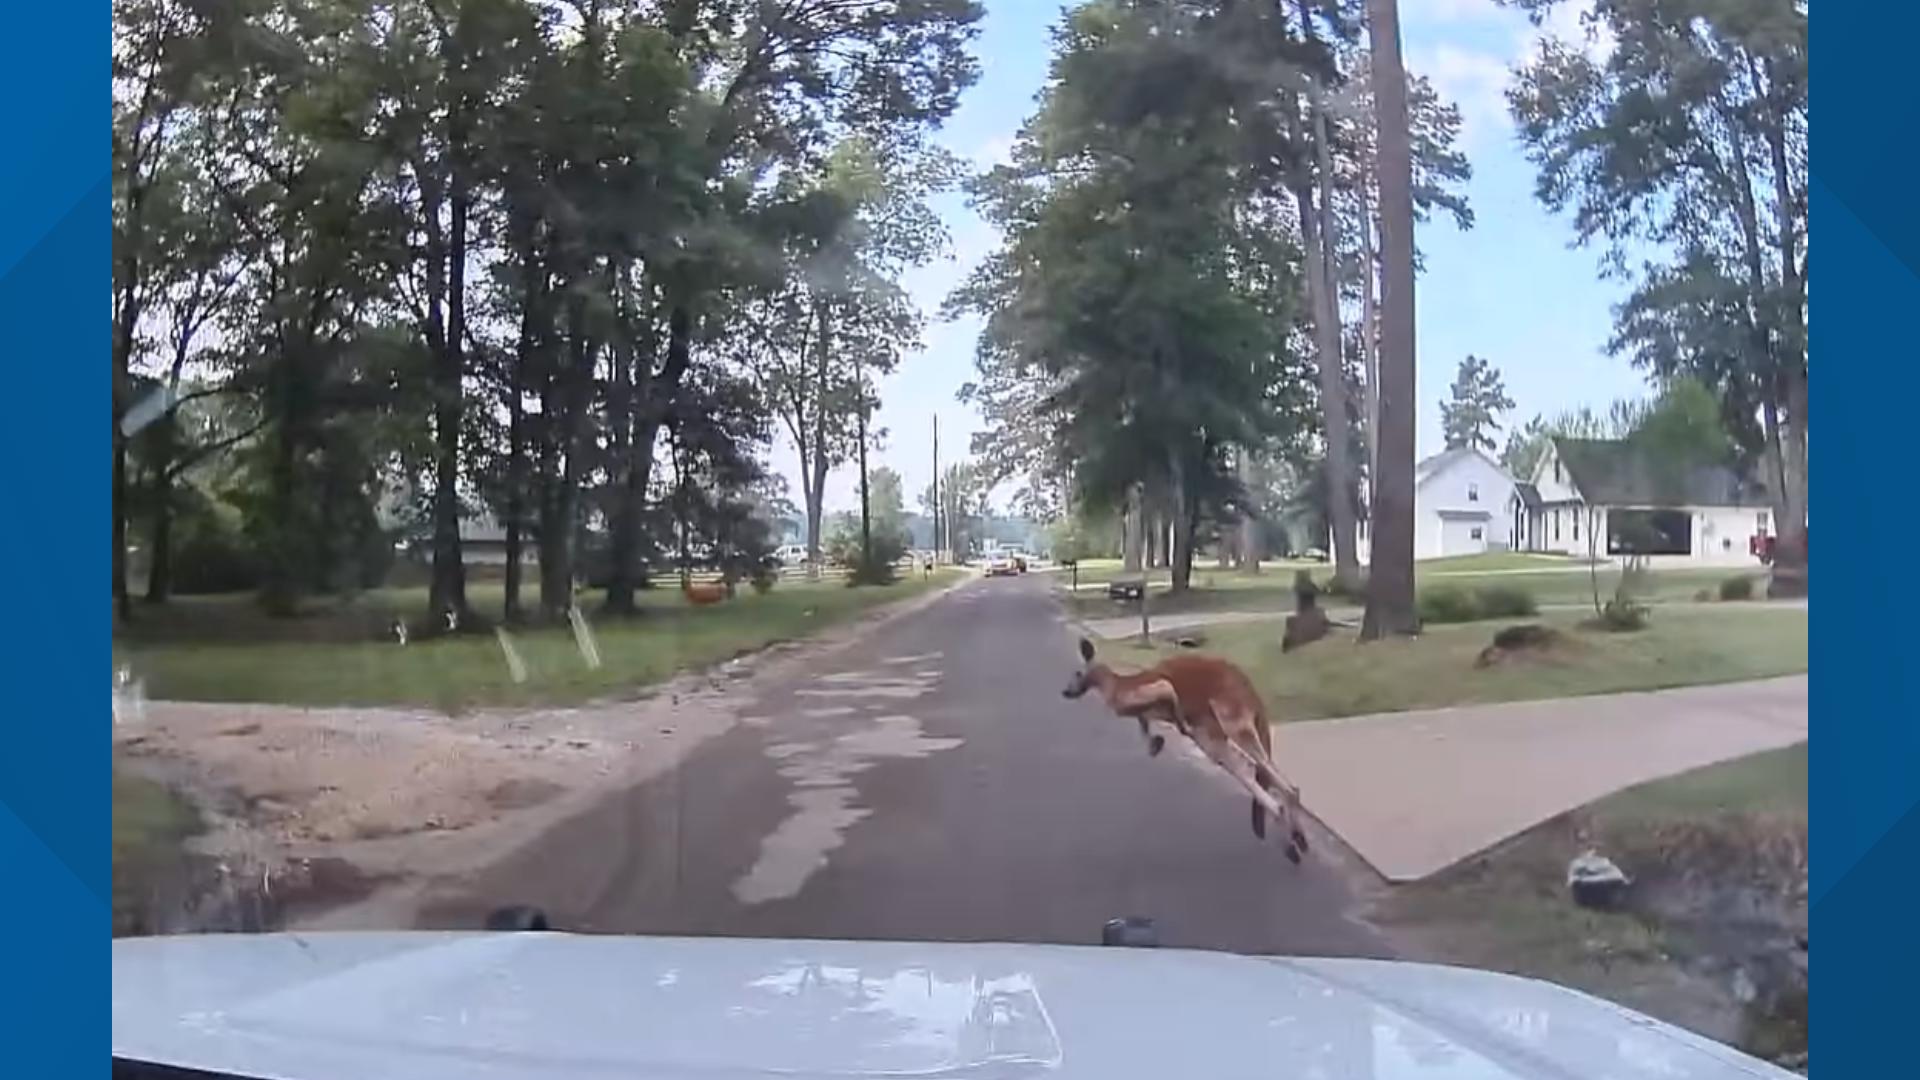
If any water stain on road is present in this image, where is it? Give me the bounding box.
[732,668,963,905]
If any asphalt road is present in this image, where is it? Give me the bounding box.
[420,574,1392,958]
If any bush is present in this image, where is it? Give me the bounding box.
[1593,597,1649,632]
[1719,574,1756,601]
[1417,586,1482,625]
[750,565,778,595]
[171,523,263,595]
[1474,584,1538,618]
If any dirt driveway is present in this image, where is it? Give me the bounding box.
[112,582,963,930]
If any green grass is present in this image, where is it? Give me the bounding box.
[1418,552,1600,572]
[119,571,961,710]
[1061,560,1769,621]
[1095,606,1807,722]
[113,768,202,937]
[1376,744,1809,1063]
[1595,742,1808,826]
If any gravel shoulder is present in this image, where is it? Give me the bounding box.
[111,579,969,931]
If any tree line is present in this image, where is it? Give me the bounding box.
[952,0,1470,634]
[112,0,984,626]
[958,0,1808,624]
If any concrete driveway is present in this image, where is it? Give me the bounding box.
[1271,675,1809,881]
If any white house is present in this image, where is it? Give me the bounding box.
[1359,446,1517,561]
[1511,437,1771,566]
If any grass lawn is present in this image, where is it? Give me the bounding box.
[118,570,962,710]
[1095,606,1807,722]
[113,768,202,937]
[1375,744,1809,1066]
[1060,559,1769,620]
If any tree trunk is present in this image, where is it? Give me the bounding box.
[540,290,592,618]
[1774,371,1809,580]
[1239,448,1262,573]
[604,269,642,615]
[113,434,132,621]
[113,299,138,623]
[1123,489,1143,572]
[1360,185,1381,492]
[1360,0,1419,640]
[620,302,680,595]
[503,220,542,623]
[503,333,527,623]
[857,401,873,574]
[804,300,832,574]
[1294,172,1360,590]
[144,436,176,603]
[1167,450,1193,593]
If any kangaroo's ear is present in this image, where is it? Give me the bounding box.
[1079,637,1096,662]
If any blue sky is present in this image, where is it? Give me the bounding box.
[782,0,1647,516]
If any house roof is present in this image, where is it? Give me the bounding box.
[1414,446,1508,488]
[1513,482,1543,509]
[1551,437,1771,508]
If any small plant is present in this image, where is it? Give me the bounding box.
[1719,574,1756,602]
[1594,596,1649,632]
[750,569,777,595]
[1474,584,1538,618]
[845,552,899,586]
[1417,585,1482,624]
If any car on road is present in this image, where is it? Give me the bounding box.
[113,930,1799,1079]
[984,552,1019,576]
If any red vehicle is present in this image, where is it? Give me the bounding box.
[1750,530,1807,565]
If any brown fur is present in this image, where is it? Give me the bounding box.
[682,581,729,606]
[1064,639,1309,861]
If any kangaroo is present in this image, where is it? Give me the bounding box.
[1061,637,1309,862]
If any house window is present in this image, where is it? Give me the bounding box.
[1573,510,1580,542]
[1553,460,1563,484]
[1470,526,1483,541]
[1608,509,1693,556]
[1553,510,1561,541]
[1467,482,1480,503]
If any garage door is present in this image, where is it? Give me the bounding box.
[1439,516,1489,556]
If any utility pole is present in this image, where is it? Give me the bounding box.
[925,411,933,564]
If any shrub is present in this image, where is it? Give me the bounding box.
[1417,586,1482,625]
[1474,584,1538,618]
[1719,574,1756,601]
[1593,597,1650,632]
[171,523,263,595]
[846,554,899,587]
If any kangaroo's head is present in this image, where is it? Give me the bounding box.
[1062,636,1106,698]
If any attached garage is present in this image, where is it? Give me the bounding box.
[1436,511,1491,557]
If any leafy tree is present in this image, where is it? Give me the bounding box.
[1440,355,1515,452]
[866,466,911,554]
[1504,0,1807,578]
[920,461,987,559]
[952,0,1313,593]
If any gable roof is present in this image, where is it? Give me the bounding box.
[1415,446,1510,488]
[1551,437,1771,508]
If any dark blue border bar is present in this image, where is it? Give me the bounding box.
[1,2,102,1075]
[1816,1,1916,1074]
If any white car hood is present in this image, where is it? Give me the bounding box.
[113,932,1795,1080]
